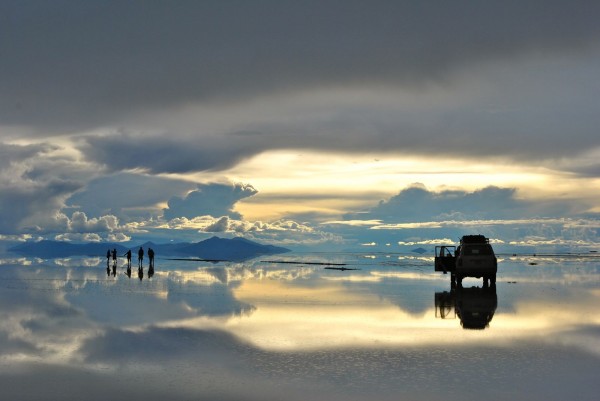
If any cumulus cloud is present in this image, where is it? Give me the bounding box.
[324,184,600,251]
[0,142,109,235]
[159,214,343,247]
[67,212,119,232]
[203,216,230,233]
[163,182,257,220]
[65,172,196,220]
[55,233,103,243]
[345,185,575,223]
[0,179,81,234]
[52,232,133,244]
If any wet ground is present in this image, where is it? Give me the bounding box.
[0,252,599,400]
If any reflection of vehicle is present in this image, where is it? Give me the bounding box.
[435,235,497,286]
[435,285,497,330]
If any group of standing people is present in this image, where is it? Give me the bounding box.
[106,247,155,270]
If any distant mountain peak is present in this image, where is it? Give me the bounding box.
[9,236,290,261]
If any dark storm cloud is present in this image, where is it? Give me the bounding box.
[163,182,257,220]
[1,0,599,131]
[79,132,265,173]
[0,143,54,168]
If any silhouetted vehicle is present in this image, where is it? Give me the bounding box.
[435,235,497,286]
[435,285,497,330]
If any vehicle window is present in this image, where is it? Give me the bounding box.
[463,245,492,256]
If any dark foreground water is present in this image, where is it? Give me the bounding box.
[0,252,598,401]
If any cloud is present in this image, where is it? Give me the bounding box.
[0,3,599,248]
[163,182,257,220]
[65,172,196,219]
[79,132,266,174]
[203,216,230,233]
[345,185,574,222]
[0,143,55,169]
[0,142,110,234]
[324,185,600,251]
[158,215,343,247]
[2,1,599,131]
[0,1,596,177]
[55,233,103,243]
[0,179,82,234]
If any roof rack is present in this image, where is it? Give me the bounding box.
[460,235,489,244]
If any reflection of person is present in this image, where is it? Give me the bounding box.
[148,248,155,268]
[138,247,144,268]
[111,249,117,267]
[106,250,111,266]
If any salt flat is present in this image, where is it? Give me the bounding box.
[0,252,598,401]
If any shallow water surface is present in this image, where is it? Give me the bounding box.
[0,252,598,400]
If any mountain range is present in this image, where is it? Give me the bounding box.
[9,236,290,261]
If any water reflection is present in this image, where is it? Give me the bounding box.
[0,254,599,400]
[435,285,497,329]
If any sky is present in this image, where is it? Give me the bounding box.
[1,0,600,252]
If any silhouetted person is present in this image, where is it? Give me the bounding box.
[106,250,111,267]
[112,263,116,276]
[111,248,117,267]
[124,249,132,268]
[148,248,155,268]
[138,247,144,268]
[106,266,111,276]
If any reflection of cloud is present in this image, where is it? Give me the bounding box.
[509,238,600,247]
[1,255,600,400]
[53,257,102,267]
